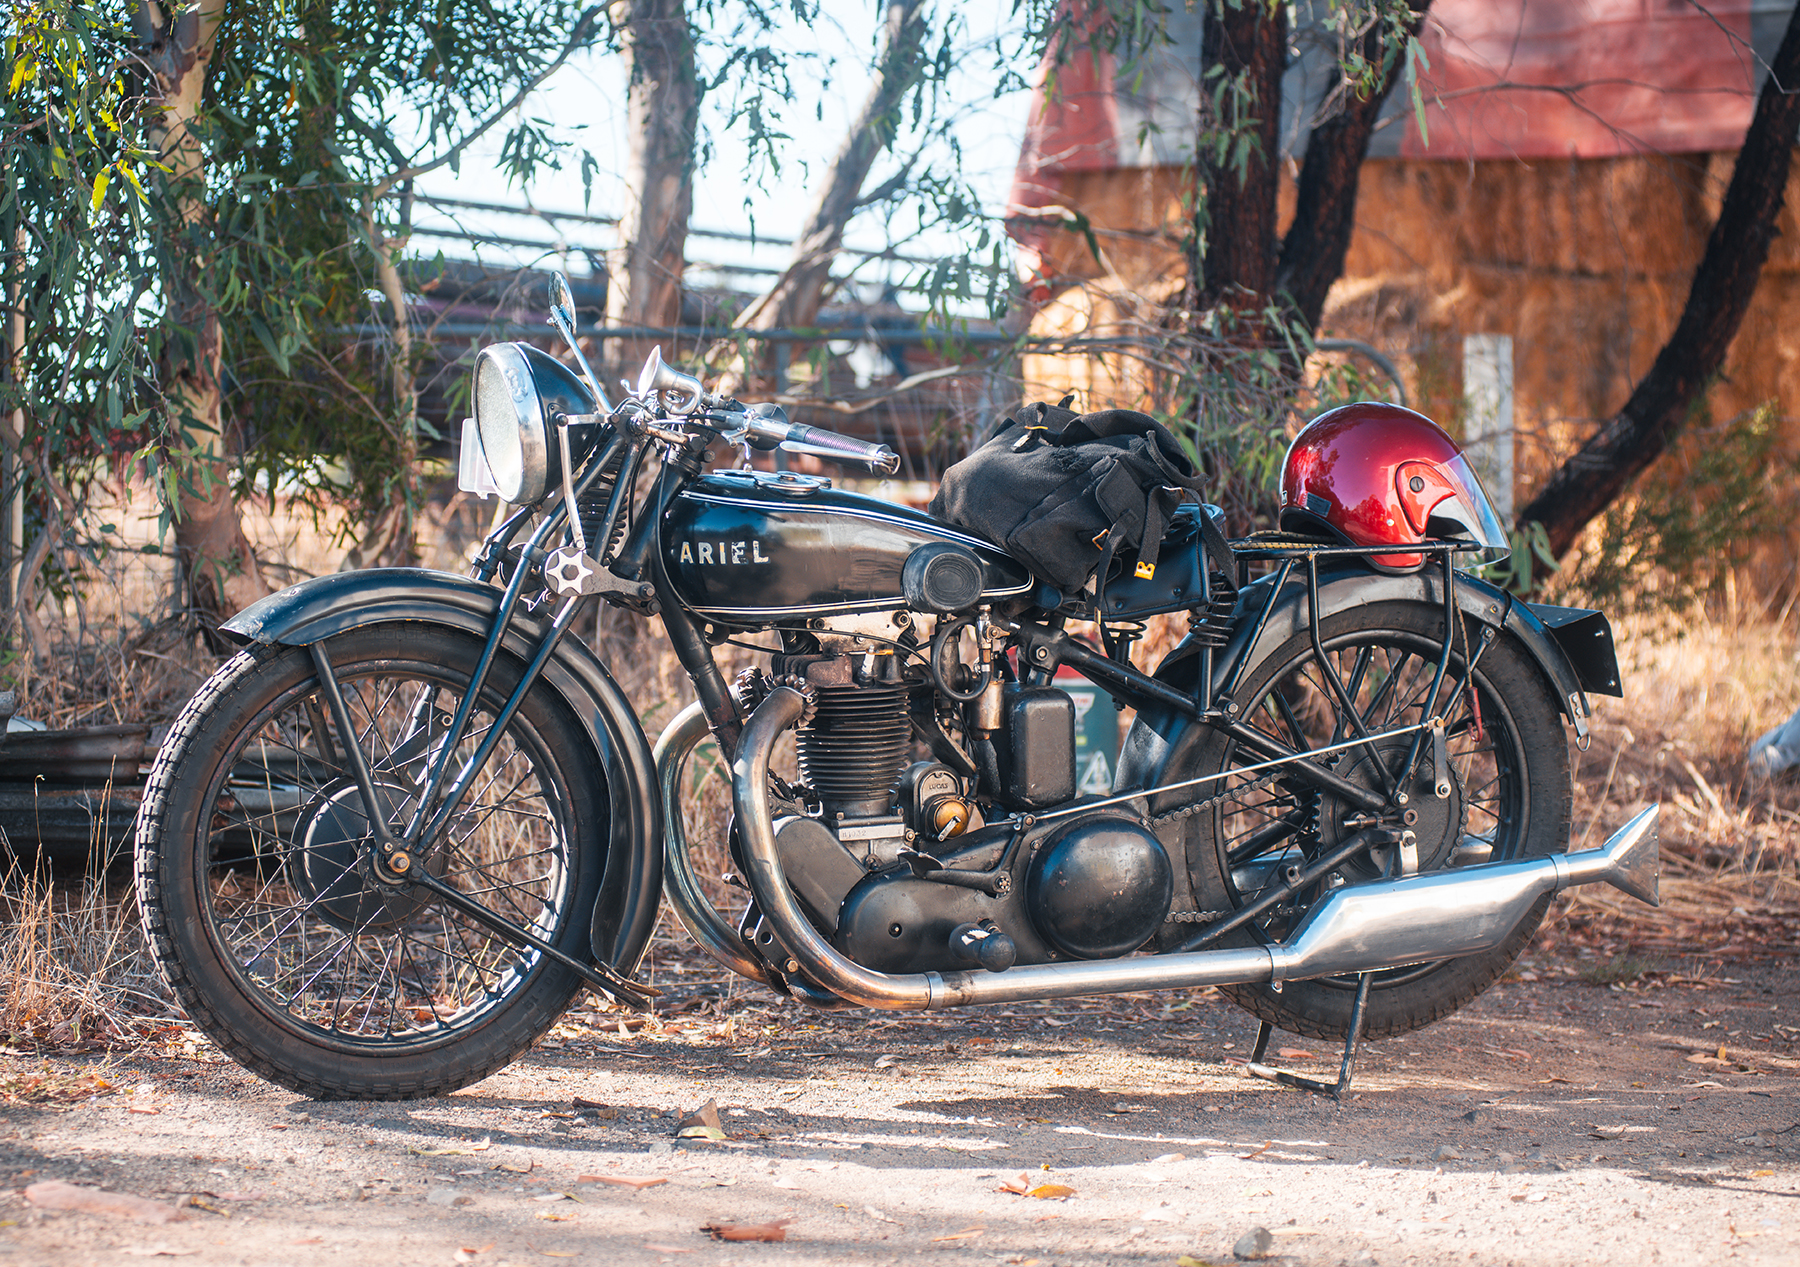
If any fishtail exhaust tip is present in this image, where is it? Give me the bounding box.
[1596,803,1660,908]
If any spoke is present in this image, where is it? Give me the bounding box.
[1331,645,1375,743]
[1268,688,1310,751]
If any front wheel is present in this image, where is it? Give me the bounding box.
[1154,600,1572,1040]
[134,625,605,1099]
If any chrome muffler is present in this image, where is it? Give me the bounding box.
[729,687,1659,1012]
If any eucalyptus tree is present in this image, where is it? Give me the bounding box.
[3,3,156,656]
[604,0,698,371]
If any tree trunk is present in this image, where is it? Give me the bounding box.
[1276,4,1430,335]
[740,0,927,333]
[1515,2,1800,571]
[605,0,697,375]
[1190,0,1286,314]
[138,0,268,622]
[710,0,928,396]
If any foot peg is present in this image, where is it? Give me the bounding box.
[950,920,1016,972]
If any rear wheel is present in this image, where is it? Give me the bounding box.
[1156,601,1571,1040]
[135,625,603,1099]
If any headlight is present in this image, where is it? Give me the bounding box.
[474,344,548,504]
[473,343,600,505]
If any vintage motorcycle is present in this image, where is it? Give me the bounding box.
[134,275,1659,1101]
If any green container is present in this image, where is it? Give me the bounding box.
[1054,670,1120,796]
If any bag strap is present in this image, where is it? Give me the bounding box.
[1197,506,1237,592]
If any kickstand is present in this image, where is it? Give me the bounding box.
[1243,972,1373,1101]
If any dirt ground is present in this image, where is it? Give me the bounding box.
[0,941,1795,1267]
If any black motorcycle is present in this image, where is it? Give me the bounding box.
[134,275,1659,1101]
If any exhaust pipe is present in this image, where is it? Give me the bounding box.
[732,687,1659,1011]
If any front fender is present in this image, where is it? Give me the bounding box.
[1118,563,1605,795]
[223,569,662,977]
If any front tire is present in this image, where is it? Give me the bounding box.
[1155,600,1571,1040]
[135,625,604,1099]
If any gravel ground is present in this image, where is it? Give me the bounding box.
[0,947,1795,1267]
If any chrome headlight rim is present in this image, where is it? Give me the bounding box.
[474,343,550,505]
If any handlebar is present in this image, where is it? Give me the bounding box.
[725,405,901,476]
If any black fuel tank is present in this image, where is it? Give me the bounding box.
[662,469,1034,619]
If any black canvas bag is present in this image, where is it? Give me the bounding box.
[929,401,1211,595]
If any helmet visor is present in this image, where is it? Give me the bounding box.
[1430,452,1511,562]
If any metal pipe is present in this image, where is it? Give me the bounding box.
[654,700,772,986]
[730,687,1661,1012]
[733,687,933,1008]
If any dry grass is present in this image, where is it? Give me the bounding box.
[1549,604,1800,959]
[0,844,171,1048]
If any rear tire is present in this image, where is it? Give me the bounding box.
[1154,601,1571,1040]
[135,626,603,1099]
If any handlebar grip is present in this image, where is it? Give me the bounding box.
[737,411,899,474]
[782,424,901,475]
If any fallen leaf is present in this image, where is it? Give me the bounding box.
[126,1106,161,1116]
[865,1205,899,1224]
[578,1174,666,1191]
[676,1098,729,1142]
[996,1174,1031,1195]
[931,1226,986,1242]
[471,1137,493,1152]
[1752,1169,1775,1178]
[26,1182,187,1225]
[1176,1257,1215,1267]
[702,1218,789,1242]
[1238,1141,1274,1161]
[1027,1183,1075,1200]
[453,1245,496,1263]
[642,1244,694,1255]
[493,1160,536,1175]
[1276,1048,1316,1061]
[572,1097,609,1110]
[411,1147,477,1157]
[536,1252,578,1259]
[537,1211,576,1222]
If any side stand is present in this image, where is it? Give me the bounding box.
[1242,972,1373,1100]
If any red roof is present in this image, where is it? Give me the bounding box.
[1011,0,1771,207]
[1398,0,1762,160]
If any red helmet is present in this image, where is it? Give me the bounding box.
[1278,403,1510,573]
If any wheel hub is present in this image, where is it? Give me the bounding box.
[292,779,445,932]
[1318,735,1466,881]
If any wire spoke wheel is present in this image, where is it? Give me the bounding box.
[137,626,602,1099]
[1160,600,1571,1040]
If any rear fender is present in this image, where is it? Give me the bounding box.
[222,568,662,976]
[1117,564,1602,795]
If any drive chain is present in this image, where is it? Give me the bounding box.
[1148,768,1284,828]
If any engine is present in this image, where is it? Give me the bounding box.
[748,625,1173,978]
